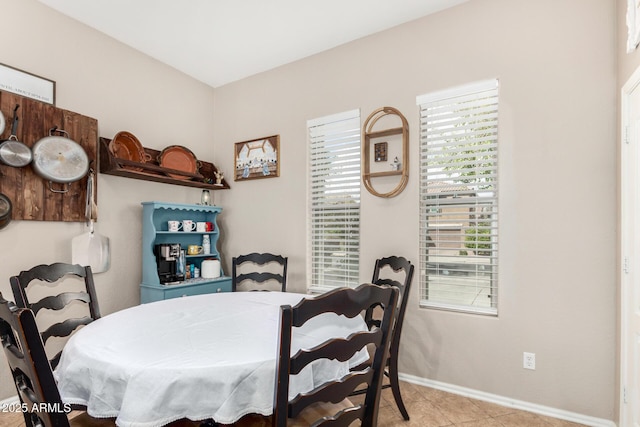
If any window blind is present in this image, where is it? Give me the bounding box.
[417,79,499,315]
[307,109,361,293]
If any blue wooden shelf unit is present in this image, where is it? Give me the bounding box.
[140,201,232,303]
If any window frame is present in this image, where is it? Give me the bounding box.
[307,109,361,294]
[417,79,499,316]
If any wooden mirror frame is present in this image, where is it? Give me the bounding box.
[362,106,409,198]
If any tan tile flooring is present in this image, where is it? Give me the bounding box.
[0,381,588,427]
[372,381,588,427]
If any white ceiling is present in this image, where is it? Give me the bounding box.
[38,0,467,88]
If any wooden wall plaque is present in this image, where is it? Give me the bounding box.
[0,90,98,222]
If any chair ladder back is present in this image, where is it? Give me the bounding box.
[0,294,71,427]
[370,256,414,344]
[10,263,101,369]
[364,255,415,421]
[232,253,288,292]
[273,284,398,427]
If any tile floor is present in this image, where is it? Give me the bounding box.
[0,381,589,427]
[372,381,588,427]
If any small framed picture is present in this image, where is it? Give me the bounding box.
[628,0,640,52]
[374,142,388,162]
[234,135,280,181]
[0,63,56,105]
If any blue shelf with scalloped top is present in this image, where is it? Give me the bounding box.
[140,201,231,303]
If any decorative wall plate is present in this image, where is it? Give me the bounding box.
[109,131,146,171]
[158,145,199,180]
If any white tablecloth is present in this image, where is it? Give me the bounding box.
[54,291,368,427]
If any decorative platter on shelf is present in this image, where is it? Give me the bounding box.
[158,145,199,180]
[109,131,147,171]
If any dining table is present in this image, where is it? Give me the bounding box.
[53,291,368,427]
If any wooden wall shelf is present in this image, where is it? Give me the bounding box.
[99,137,230,190]
[362,107,409,198]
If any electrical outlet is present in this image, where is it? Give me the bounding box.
[523,352,536,370]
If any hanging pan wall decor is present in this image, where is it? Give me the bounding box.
[362,106,409,198]
[0,105,33,168]
[31,127,89,193]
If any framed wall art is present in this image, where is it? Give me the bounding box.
[0,63,56,105]
[234,135,280,181]
[628,0,640,52]
[374,141,388,162]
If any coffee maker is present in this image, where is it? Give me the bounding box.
[154,243,184,283]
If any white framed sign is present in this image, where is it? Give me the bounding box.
[0,63,55,105]
[628,0,640,53]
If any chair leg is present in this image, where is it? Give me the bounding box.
[388,355,410,420]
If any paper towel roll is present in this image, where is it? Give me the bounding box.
[201,259,221,279]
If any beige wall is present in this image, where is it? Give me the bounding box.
[619,0,640,83]
[214,0,617,421]
[0,0,216,400]
[0,0,618,423]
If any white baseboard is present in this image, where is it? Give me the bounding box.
[399,373,617,427]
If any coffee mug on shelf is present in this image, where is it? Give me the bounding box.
[196,222,207,232]
[182,220,196,232]
[205,222,214,231]
[187,245,203,255]
[168,220,182,232]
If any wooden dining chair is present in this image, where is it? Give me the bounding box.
[232,252,288,292]
[0,293,112,427]
[351,255,414,420]
[10,262,101,369]
[273,283,399,427]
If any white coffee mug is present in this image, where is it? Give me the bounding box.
[182,219,196,232]
[168,220,182,232]
[196,222,207,232]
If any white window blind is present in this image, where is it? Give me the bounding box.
[307,109,361,293]
[417,79,499,315]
